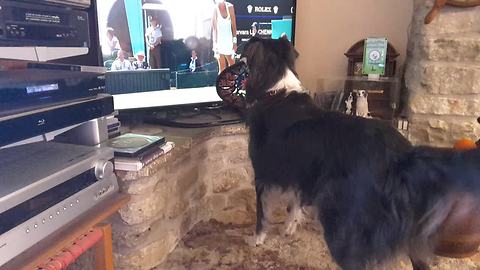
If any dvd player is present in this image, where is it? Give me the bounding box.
[0,69,105,117]
[0,141,118,267]
[0,94,114,147]
[0,0,90,47]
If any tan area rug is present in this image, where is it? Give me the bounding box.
[155,220,480,270]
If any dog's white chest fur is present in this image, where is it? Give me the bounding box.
[268,68,306,94]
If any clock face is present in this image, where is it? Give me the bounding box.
[369,50,381,61]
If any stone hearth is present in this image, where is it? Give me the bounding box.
[404,0,480,146]
[70,124,256,270]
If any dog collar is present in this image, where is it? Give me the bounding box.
[264,88,287,98]
[246,88,287,108]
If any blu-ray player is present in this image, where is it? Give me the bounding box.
[0,69,105,117]
[0,141,118,267]
[0,94,114,147]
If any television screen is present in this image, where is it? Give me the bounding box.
[96,0,296,110]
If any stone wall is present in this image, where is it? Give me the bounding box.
[95,125,255,270]
[404,0,480,146]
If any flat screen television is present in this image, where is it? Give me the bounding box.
[95,0,297,110]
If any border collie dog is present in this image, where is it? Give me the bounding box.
[241,37,480,270]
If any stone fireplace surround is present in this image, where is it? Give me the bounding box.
[404,0,480,146]
[72,123,257,270]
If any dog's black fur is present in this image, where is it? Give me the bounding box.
[242,37,480,270]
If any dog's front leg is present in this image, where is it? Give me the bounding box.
[255,183,268,245]
[284,196,304,236]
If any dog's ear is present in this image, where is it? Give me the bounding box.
[243,39,263,63]
[242,37,264,65]
[276,37,299,75]
[243,39,267,102]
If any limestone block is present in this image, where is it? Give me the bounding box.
[206,138,229,153]
[411,3,480,36]
[421,64,480,95]
[427,6,480,35]
[409,93,480,116]
[451,121,479,141]
[118,184,172,224]
[166,200,190,220]
[180,195,226,237]
[205,152,225,164]
[175,165,200,193]
[408,120,449,146]
[165,153,193,174]
[422,33,480,63]
[206,194,228,213]
[212,167,249,193]
[226,188,256,213]
[111,215,153,249]
[212,188,256,225]
[211,207,255,225]
[408,117,480,147]
[428,119,449,130]
[179,195,227,234]
[115,232,179,270]
[205,136,248,154]
[407,125,430,146]
[118,193,164,225]
[119,171,166,195]
[227,138,249,151]
[189,182,208,201]
[226,150,250,164]
[210,124,249,137]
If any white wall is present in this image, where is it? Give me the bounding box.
[295,0,414,91]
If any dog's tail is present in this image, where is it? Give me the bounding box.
[393,146,480,240]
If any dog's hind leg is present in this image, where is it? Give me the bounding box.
[255,183,268,245]
[409,256,430,270]
[284,193,304,236]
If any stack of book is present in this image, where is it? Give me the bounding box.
[107,133,175,171]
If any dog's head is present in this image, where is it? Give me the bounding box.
[356,90,368,98]
[241,37,300,103]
